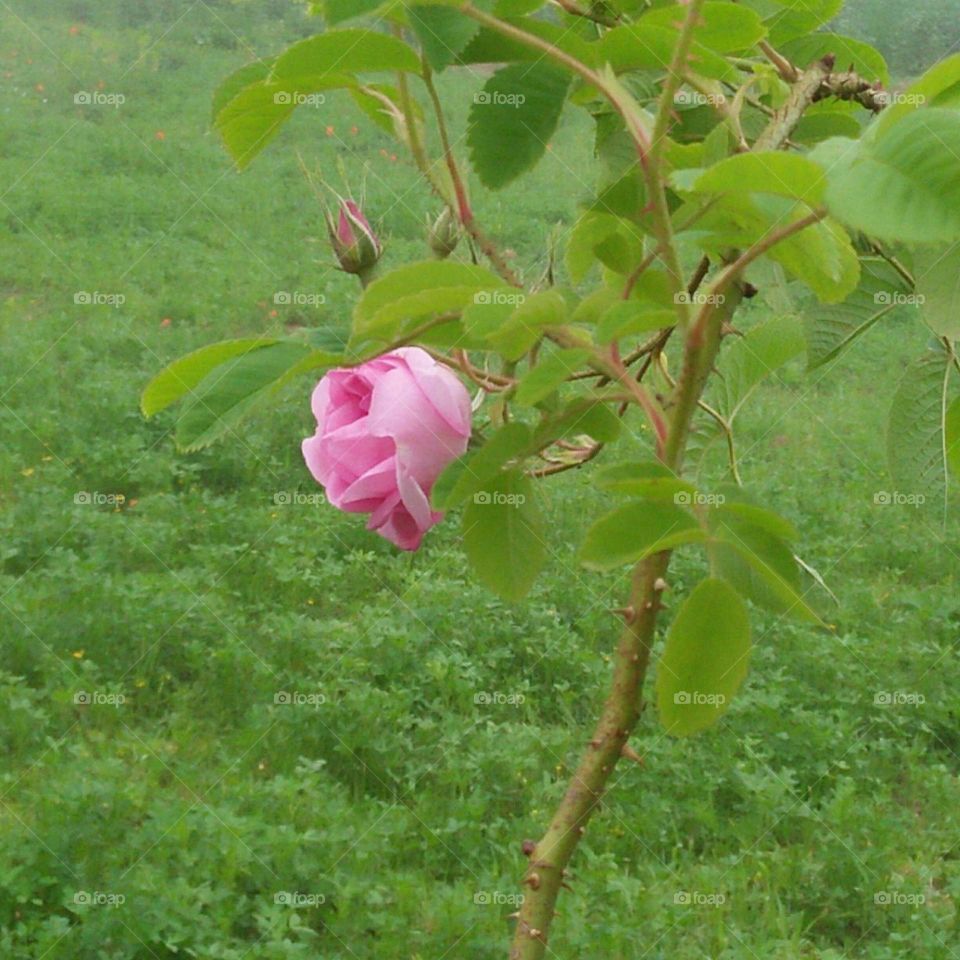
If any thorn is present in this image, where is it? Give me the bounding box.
[621,743,645,765]
[522,839,536,857]
[610,605,636,623]
[821,52,836,71]
[741,282,759,299]
[588,738,603,749]
[653,577,668,592]
[561,881,575,893]
[529,928,544,941]
[508,911,521,920]
[524,872,541,890]
[644,600,655,611]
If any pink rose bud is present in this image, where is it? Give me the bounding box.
[326,198,382,278]
[302,347,472,551]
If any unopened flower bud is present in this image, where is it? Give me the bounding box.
[428,206,461,259]
[326,198,382,279]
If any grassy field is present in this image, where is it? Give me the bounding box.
[2,2,960,958]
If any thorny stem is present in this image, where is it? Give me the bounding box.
[508,31,838,955]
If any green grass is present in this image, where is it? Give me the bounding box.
[2,3,960,958]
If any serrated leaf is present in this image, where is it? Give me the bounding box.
[175,343,337,452]
[433,422,533,510]
[515,349,591,406]
[656,578,751,737]
[462,471,546,602]
[680,152,827,206]
[781,33,888,85]
[887,348,951,509]
[643,2,766,52]
[467,62,571,189]
[802,257,912,369]
[825,111,960,246]
[579,500,705,571]
[408,6,481,72]
[945,396,960,480]
[594,460,696,501]
[353,260,507,343]
[141,339,280,418]
[914,247,960,341]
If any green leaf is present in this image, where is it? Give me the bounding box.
[598,24,739,82]
[211,59,275,122]
[408,6,481,72]
[462,471,546,602]
[595,301,674,344]
[887,348,951,509]
[714,315,805,419]
[319,0,386,23]
[174,342,337,452]
[490,290,569,360]
[214,30,419,168]
[579,500,705,571]
[876,52,960,135]
[656,578,751,737]
[515,348,591,406]
[432,422,533,510]
[824,111,960,246]
[679,152,827,206]
[945,396,960,480]
[594,460,696,501]
[352,260,507,343]
[643,2,766,52]
[781,33,889,85]
[708,512,822,623]
[141,339,281,418]
[802,257,912,369]
[914,247,960,341]
[272,29,420,82]
[467,62,571,189]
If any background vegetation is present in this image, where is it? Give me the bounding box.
[1,1,959,957]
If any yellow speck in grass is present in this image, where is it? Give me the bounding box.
[307,598,315,605]
[21,467,34,477]
[41,455,53,462]
[135,679,146,688]
[71,649,84,659]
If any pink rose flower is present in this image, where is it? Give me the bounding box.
[302,347,472,551]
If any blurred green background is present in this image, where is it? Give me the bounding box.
[1,2,959,958]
